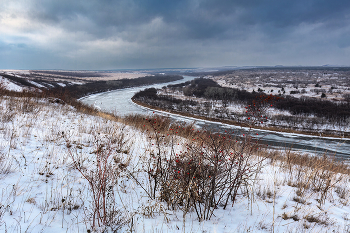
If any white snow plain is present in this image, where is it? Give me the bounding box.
[0,96,350,232]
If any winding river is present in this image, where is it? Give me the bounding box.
[80,76,350,159]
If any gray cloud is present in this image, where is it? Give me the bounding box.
[0,0,349,69]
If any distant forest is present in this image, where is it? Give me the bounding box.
[62,75,183,98]
[1,73,184,98]
[133,78,350,124]
[31,70,106,78]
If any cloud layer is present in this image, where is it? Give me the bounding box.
[1,0,349,69]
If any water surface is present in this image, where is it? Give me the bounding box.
[80,76,350,159]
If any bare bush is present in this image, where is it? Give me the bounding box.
[135,115,266,222]
[161,133,265,221]
[68,128,131,232]
[20,97,39,113]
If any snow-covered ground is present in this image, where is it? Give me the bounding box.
[1,96,350,232]
[27,80,47,88]
[0,76,25,92]
[212,72,350,101]
[157,89,350,134]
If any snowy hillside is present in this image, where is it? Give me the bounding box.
[0,96,350,232]
[0,76,25,92]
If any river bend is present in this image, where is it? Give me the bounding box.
[80,76,350,159]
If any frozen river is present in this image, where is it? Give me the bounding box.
[80,76,350,159]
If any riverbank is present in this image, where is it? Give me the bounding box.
[132,99,350,139]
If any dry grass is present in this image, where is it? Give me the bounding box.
[1,88,350,232]
[67,126,132,231]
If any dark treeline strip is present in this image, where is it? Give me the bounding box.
[274,96,350,122]
[1,73,183,98]
[63,75,183,98]
[169,78,257,102]
[131,90,350,137]
[1,73,66,89]
[189,66,350,77]
[1,73,38,88]
[0,74,182,120]
[169,77,268,106]
[132,87,198,109]
[136,77,350,124]
[0,84,119,121]
[170,78,221,97]
[31,70,106,77]
[179,78,350,122]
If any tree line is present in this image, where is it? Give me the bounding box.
[63,75,183,98]
[136,78,350,124]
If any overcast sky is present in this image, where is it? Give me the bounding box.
[1,0,349,70]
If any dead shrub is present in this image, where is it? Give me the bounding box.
[67,128,131,232]
[292,196,306,204]
[137,115,266,221]
[304,213,332,226]
[282,212,299,221]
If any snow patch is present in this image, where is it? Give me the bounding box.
[27,80,46,88]
[0,76,24,92]
[57,82,66,87]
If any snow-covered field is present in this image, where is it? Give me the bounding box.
[1,96,350,232]
[0,76,25,92]
[157,89,350,134]
[82,72,149,81]
[211,70,350,101]
[0,70,149,91]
